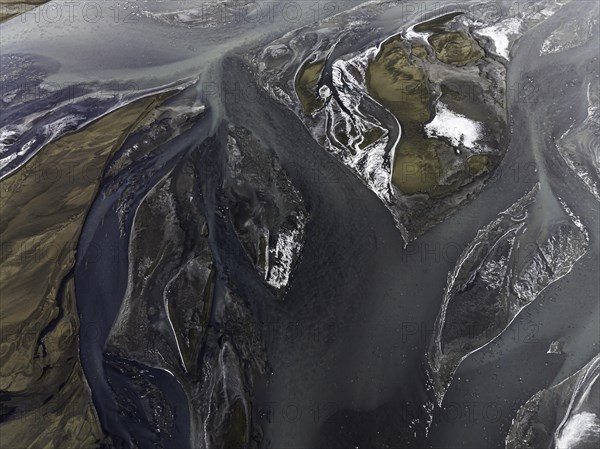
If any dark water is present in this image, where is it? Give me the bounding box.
[430,2,600,448]
[219,2,599,448]
[220,54,529,448]
[74,111,216,448]
[2,1,597,448]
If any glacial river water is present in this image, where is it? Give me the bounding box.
[1,1,598,448]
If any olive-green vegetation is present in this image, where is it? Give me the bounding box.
[295,60,325,116]
[359,127,385,150]
[467,155,489,176]
[335,129,350,146]
[0,0,48,23]
[411,44,428,60]
[0,94,169,447]
[0,277,104,449]
[366,26,489,195]
[428,32,485,66]
[366,36,444,193]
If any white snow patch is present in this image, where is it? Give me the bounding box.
[0,129,21,150]
[0,153,18,171]
[265,212,306,290]
[405,24,432,42]
[319,85,331,99]
[425,102,483,149]
[475,18,522,59]
[16,139,34,157]
[558,197,589,240]
[547,341,562,354]
[556,412,600,449]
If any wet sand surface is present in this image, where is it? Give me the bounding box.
[1,1,598,448]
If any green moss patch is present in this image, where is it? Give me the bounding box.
[429,32,485,66]
[295,60,325,115]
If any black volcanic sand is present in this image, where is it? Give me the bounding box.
[7,1,590,448]
[219,3,599,447]
[221,52,539,448]
[74,109,217,448]
[429,2,600,448]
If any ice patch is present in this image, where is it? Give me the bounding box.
[0,79,198,181]
[425,102,483,150]
[555,81,600,201]
[541,16,597,55]
[405,24,432,42]
[41,114,85,144]
[547,341,562,354]
[265,212,306,290]
[556,412,600,449]
[319,85,331,99]
[0,153,18,172]
[475,18,522,59]
[558,197,588,238]
[0,128,22,150]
